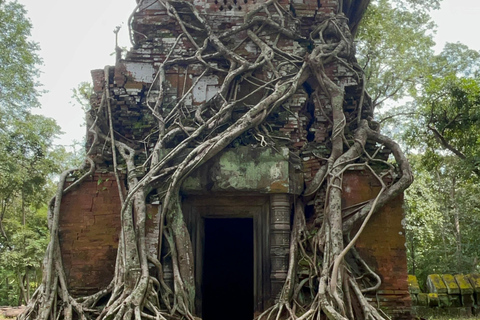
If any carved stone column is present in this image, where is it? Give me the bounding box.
[270,194,291,301]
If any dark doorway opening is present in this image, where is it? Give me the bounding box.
[202,218,254,320]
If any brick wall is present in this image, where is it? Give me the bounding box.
[59,173,122,296]
[58,171,411,317]
[85,0,351,165]
[343,171,412,319]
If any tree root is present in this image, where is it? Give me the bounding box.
[22,2,412,320]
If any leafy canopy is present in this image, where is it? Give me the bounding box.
[358,0,480,281]
[0,0,41,116]
[405,156,480,286]
[0,0,71,305]
[403,44,480,175]
[356,0,436,109]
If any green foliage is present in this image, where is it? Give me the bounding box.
[0,0,70,306]
[356,0,436,108]
[0,0,41,116]
[0,114,61,203]
[71,81,93,113]
[399,45,480,285]
[358,1,480,286]
[0,207,49,305]
[430,42,480,78]
[0,3,91,304]
[405,157,480,286]
[394,0,441,12]
[402,44,480,175]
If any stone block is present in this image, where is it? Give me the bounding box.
[417,293,428,306]
[408,275,421,294]
[448,294,462,307]
[182,147,303,194]
[410,293,418,306]
[427,274,447,294]
[467,273,480,303]
[437,294,450,307]
[467,273,480,292]
[427,293,439,307]
[442,274,460,294]
[461,293,475,307]
[474,305,480,316]
[455,274,474,294]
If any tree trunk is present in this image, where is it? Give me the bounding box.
[450,176,462,270]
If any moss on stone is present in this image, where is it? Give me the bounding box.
[437,294,450,307]
[408,275,421,294]
[417,293,428,306]
[448,294,462,307]
[454,274,474,295]
[427,293,439,307]
[441,274,460,295]
[427,274,447,294]
[467,273,480,292]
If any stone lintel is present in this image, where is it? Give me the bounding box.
[181,146,303,194]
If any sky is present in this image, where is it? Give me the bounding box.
[19,0,133,147]
[16,0,480,147]
[431,1,480,52]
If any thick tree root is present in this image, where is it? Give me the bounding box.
[21,1,413,320]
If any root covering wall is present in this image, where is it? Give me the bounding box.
[347,172,412,319]
[57,0,411,318]
[59,171,411,317]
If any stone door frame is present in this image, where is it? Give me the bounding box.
[182,194,291,316]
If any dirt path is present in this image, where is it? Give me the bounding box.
[0,306,25,319]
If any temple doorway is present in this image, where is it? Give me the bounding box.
[202,218,254,320]
[182,195,272,315]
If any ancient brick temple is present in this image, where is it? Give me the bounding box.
[59,0,412,319]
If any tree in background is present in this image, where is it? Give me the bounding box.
[359,1,480,285]
[0,0,65,305]
[3,0,476,313]
[407,44,480,175]
[356,0,438,109]
[401,44,480,285]
[0,0,41,115]
[404,156,480,286]
[71,81,93,113]
[66,81,94,167]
